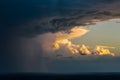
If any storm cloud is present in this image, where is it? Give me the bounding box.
[0,0,120,37]
[0,0,120,73]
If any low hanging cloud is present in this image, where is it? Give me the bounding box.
[52,27,115,57]
[35,26,115,58]
[3,0,119,37]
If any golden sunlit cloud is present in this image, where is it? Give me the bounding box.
[53,26,115,57]
[79,44,91,55]
[93,46,115,56]
[54,27,89,40]
[53,26,89,50]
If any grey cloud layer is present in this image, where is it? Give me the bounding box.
[12,0,120,37]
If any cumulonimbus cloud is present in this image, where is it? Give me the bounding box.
[0,0,120,72]
[7,0,119,37]
[52,27,115,57]
[34,26,115,58]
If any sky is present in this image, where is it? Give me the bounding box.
[0,0,120,74]
[72,19,120,55]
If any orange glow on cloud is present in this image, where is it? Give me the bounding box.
[79,45,91,55]
[53,26,115,56]
[94,46,115,56]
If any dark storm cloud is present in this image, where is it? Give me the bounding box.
[0,0,120,73]
[0,0,120,37]
[5,0,120,37]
